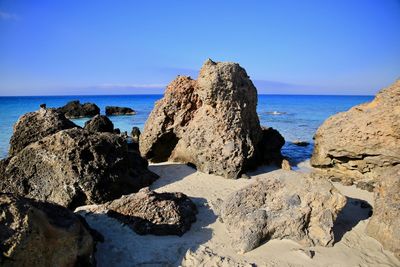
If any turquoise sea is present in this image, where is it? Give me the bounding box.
[0,95,373,164]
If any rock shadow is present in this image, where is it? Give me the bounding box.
[78,196,217,267]
[333,196,372,244]
[149,163,197,190]
[246,163,281,176]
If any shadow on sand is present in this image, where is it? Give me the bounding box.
[333,196,372,244]
[80,196,217,267]
[247,163,281,176]
[148,163,197,190]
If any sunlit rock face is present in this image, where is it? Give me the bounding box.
[140,59,284,179]
[311,79,400,184]
[218,171,346,253]
[366,166,400,260]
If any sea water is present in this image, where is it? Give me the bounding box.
[0,94,373,164]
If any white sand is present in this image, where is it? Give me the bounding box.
[78,162,400,267]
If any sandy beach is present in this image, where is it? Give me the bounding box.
[77,162,400,267]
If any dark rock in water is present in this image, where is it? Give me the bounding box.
[311,79,400,184]
[78,188,197,236]
[140,59,284,178]
[253,126,285,166]
[355,181,374,192]
[105,106,136,116]
[366,166,400,260]
[131,127,141,143]
[218,171,346,253]
[0,193,96,266]
[39,103,46,109]
[84,115,114,133]
[292,140,310,147]
[9,108,77,156]
[57,100,100,119]
[113,128,121,134]
[0,128,159,209]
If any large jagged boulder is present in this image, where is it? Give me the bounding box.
[311,80,400,183]
[366,166,400,260]
[218,171,346,253]
[105,106,136,116]
[0,128,158,209]
[76,187,197,236]
[84,114,114,133]
[140,59,284,178]
[57,100,100,119]
[0,193,95,266]
[9,107,77,156]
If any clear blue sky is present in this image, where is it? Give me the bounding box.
[0,0,399,95]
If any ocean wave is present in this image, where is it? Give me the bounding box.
[265,111,287,115]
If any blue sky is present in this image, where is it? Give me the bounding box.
[0,0,399,95]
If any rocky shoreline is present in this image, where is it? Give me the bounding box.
[0,60,399,266]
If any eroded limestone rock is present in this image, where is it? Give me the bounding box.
[140,59,284,178]
[9,107,77,156]
[1,128,158,209]
[0,193,95,266]
[366,166,400,260]
[76,188,197,236]
[219,171,346,253]
[311,80,400,183]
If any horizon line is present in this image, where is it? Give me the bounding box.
[0,93,375,97]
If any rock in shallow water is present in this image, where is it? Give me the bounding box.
[140,59,284,178]
[77,187,197,236]
[9,107,77,156]
[84,114,114,133]
[0,128,158,209]
[0,193,96,267]
[105,106,136,115]
[366,166,400,260]
[311,79,400,183]
[57,100,100,119]
[218,171,346,253]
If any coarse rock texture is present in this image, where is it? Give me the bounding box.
[57,100,100,119]
[77,187,197,236]
[311,80,400,183]
[0,193,95,267]
[105,106,136,116]
[181,246,253,267]
[84,114,114,133]
[218,171,347,253]
[8,107,77,156]
[77,163,400,267]
[140,59,284,178]
[366,166,400,260]
[0,128,158,209]
[131,126,141,143]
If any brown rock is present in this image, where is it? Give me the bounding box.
[139,59,284,178]
[131,126,141,143]
[84,114,114,133]
[9,108,77,156]
[281,159,291,170]
[0,128,158,209]
[311,80,400,183]
[77,188,197,236]
[0,193,95,266]
[105,106,136,116]
[57,100,100,119]
[218,171,346,253]
[366,166,400,260]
